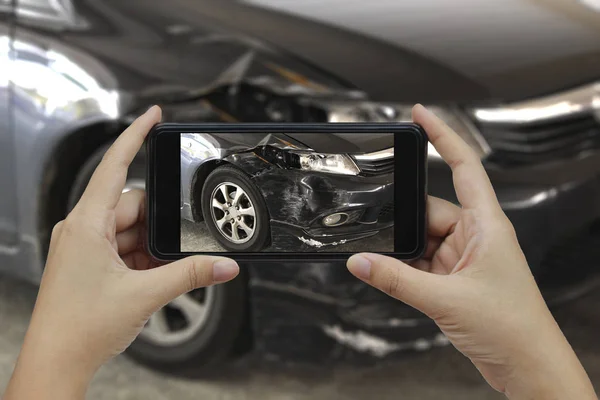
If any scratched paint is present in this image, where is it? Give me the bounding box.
[298,236,348,248]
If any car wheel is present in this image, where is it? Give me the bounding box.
[67,143,248,374]
[201,165,270,251]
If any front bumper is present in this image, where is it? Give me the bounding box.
[247,262,443,365]
[251,169,394,251]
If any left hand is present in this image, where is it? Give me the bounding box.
[4,106,239,399]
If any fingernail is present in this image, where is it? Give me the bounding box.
[416,103,431,115]
[213,259,239,283]
[347,255,371,280]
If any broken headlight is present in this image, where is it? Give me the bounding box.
[290,152,360,175]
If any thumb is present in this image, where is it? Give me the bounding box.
[347,253,448,316]
[138,256,239,309]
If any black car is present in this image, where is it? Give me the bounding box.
[0,0,599,375]
[180,132,394,252]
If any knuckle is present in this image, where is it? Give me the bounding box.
[462,152,479,168]
[61,215,79,236]
[490,211,517,237]
[184,262,201,292]
[446,154,464,170]
[51,220,64,236]
[102,148,128,170]
[502,218,517,237]
[62,209,94,237]
[383,270,404,300]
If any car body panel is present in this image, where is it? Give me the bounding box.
[244,0,600,102]
[0,21,18,248]
[2,25,127,281]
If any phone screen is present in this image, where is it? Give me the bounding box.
[148,124,426,260]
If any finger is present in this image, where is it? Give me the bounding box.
[347,252,448,315]
[116,223,143,255]
[80,106,161,210]
[114,189,145,232]
[135,256,239,310]
[427,196,461,237]
[413,104,498,210]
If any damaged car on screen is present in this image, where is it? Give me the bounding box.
[181,132,394,252]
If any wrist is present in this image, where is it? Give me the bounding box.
[4,323,97,400]
[5,354,93,400]
[504,319,596,400]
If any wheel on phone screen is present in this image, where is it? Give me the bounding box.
[67,143,249,375]
[201,165,271,252]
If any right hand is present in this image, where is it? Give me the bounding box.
[347,105,597,399]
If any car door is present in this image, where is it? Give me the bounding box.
[0,0,18,247]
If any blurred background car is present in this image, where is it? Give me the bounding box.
[0,0,599,378]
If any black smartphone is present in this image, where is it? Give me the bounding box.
[146,123,427,261]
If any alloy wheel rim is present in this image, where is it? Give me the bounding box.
[120,177,216,346]
[139,287,216,346]
[210,182,256,244]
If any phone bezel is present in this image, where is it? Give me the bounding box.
[147,123,428,262]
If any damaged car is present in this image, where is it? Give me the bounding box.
[180,132,394,252]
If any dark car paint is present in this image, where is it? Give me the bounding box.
[180,132,394,250]
[242,164,394,251]
[0,0,599,364]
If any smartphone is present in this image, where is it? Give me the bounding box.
[146,123,427,261]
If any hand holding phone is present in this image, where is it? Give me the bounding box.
[147,123,427,260]
[347,105,597,399]
[3,106,241,400]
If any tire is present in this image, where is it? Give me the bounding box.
[201,165,271,251]
[67,144,248,375]
[67,143,146,209]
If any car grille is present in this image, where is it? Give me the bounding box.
[353,157,395,176]
[477,114,600,165]
[377,202,394,223]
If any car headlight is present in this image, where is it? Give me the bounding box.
[291,152,360,175]
[321,101,490,160]
[181,135,221,159]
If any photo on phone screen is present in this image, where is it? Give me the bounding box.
[180,132,395,253]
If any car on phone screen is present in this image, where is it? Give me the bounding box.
[180,132,394,252]
[0,1,599,375]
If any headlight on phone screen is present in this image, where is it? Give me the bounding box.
[291,152,360,175]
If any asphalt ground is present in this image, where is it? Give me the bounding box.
[180,219,394,253]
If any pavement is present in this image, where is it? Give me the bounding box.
[181,220,226,252]
[180,219,394,252]
[1,273,600,399]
